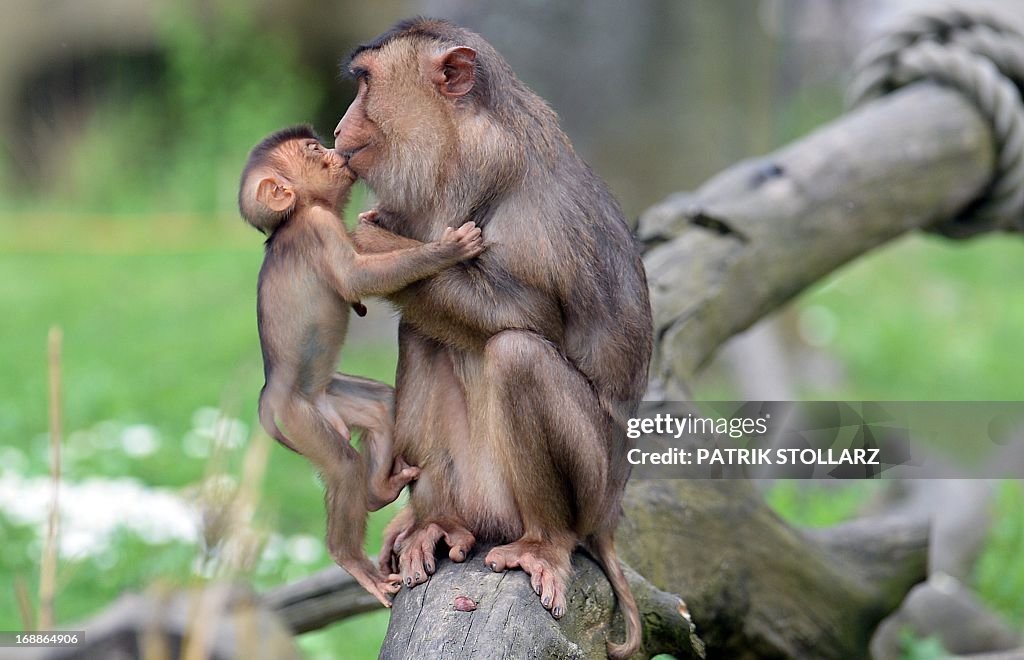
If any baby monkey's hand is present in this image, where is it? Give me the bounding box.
[440,222,485,260]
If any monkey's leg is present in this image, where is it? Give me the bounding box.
[277,395,400,607]
[314,394,351,441]
[480,329,615,619]
[324,374,418,511]
[376,509,476,581]
[389,325,476,587]
[378,506,415,574]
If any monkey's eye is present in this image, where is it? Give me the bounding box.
[351,67,370,85]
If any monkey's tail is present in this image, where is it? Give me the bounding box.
[587,532,641,659]
[258,389,298,453]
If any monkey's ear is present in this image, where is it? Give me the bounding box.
[432,46,477,98]
[255,176,296,214]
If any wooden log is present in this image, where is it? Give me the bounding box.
[378,546,704,660]
[641,83,993,392]
[263,564,380,634]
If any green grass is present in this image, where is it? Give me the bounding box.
[899,633,950,660]
[764,481,885,528]
[795,233,1024,400]
[0,250,260,461]
[974,481,1024,624]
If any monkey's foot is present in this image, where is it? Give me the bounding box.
[484,538,573,619]
[337,556,402,608]
[394,518,476,588]
[367,457,421,512]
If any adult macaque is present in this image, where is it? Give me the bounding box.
[238,124,484,606]
[337,19,652,658]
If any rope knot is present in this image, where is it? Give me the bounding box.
[848,7,1024,237]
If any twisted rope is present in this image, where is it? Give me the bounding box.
[848,6,1024,237]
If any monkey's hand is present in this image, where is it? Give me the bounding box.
[439,221,485,261]
[367,456,421,511]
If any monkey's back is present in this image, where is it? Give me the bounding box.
[257,218,351,397]
[493,153,652,411]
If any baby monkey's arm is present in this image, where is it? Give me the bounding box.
[350,210,424,253]
[326,212,484,301]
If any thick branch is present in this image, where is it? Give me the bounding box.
[262,564,381,634]
[378,546,704,660]
[641,82,994,388]
[872,576,1023,658]
[618,479,928,658]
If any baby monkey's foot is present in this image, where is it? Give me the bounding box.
[337,556,402,608]
[358,209,381,224]
[367,456,420,512]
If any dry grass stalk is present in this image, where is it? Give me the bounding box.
[39,326,63,630]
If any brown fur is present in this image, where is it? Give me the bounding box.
[337,19,651,657]
[239,126,483,607]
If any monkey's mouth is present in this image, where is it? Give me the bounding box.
[331,151,358,182]
[331,146,362,181]
[339,144,369,162]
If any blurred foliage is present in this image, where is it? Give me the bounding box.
[0,517,37,589]
[974,481,1024,624]
[52,0,323,215]
[795,235,1024,399]
[899,631,950,660]
[0,210,390,657]
[765,480,883,528]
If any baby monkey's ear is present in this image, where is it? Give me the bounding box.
[256,176,296,214]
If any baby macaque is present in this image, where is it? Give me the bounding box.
[238,125,483,605]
